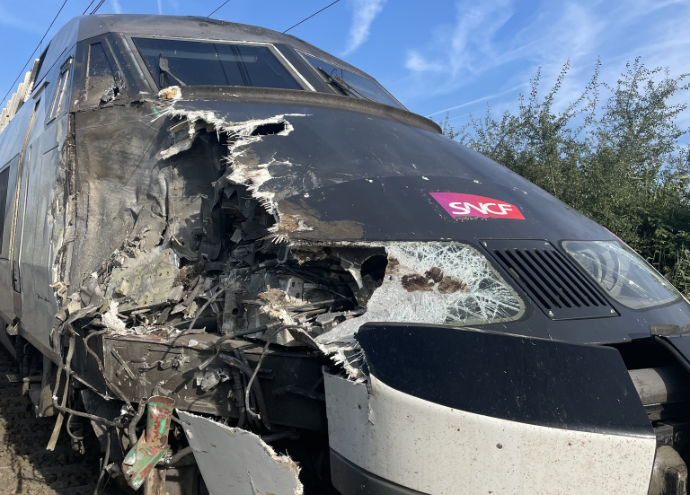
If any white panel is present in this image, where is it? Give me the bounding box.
[177,410,303,495]
[325,373,656,495]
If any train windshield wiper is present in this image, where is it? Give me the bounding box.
[316,67,375,103]
[335,77,376,103]
[159,54,186,87]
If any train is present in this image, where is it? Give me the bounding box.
[0,13,688,495]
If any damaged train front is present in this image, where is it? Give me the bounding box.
[52,66,688,495]
[52,79,453,494]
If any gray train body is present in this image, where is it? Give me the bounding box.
[0,14,689,495]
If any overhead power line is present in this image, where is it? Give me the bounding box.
[0,0,69,111]
[82,0,97,14]
[208,0,231,17]
[90,0,107,14]
[283,0,342,34]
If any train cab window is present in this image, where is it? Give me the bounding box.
[85,42,117,105]
[132,38,302,90]
[47,58,72,122]
[0,166,10,257]
[300,53,403,108]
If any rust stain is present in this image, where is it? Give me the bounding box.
[273,198,364,240]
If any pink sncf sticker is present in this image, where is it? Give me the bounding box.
[430,192,525,220]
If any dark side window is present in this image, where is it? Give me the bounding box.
[301,53,402,109]
[0,165,10,257]
[85,42,117,105]
[132,38,302,91]
[47,58,72,122]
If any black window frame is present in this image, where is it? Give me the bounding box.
[0,158,15,259]
[83,41,118,106]
[46,57,73,124]
[128,36,311,92]
[297,51,404,109]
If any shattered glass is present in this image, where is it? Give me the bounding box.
[317,241,525,345]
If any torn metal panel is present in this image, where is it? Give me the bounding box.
[100,331,325,428]
[105,247,180,312]
[153,89,607,244]
[102,333,235,416]
[178,410,303,495]
[270,197,364,246]
[156,102,308,215]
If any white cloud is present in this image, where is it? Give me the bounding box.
[448,0,512,75]
[342,0,387,56]
[402,0,513,80]
[405,51,443,72]
[397,0,690,124]
[428,83,528,117]
[111,0,122,13]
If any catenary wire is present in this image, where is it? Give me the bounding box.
[82,0,97,14]
[0,0,69,111]
[283,0,341,34]
[208,0,231,17]
[90,0,107,14]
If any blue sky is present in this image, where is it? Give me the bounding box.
[1,0,689,130]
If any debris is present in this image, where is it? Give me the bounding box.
[122,396,174,490]
[102,302,127,334]
[438,276,468,294]
[167,285,184,303]
[401,274,435,292]
[106,248,180,312]
[158,86,181,100]
[178,410,303,495]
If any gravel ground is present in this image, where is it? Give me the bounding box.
[0,350,114,495]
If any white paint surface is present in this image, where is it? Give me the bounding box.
[324,373,656,495]
[177,410,303,495]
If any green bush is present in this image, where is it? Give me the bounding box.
[442,58,690,295]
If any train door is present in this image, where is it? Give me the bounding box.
[17,55,73,356]
[11,118,38,315]
[0,97,39,321]
[13,100,40,309]
[0,154,18,321]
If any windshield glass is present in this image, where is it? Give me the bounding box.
[302,53,403,108]
[133,38,302,90]
[563,240,680,309]
[316,241,526,345]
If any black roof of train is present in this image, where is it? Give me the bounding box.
[37,14,362,90]
[66,14,315,44]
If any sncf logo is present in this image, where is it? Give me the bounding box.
[430,192,525,220]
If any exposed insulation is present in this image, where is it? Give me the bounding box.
[154,95,307,215]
